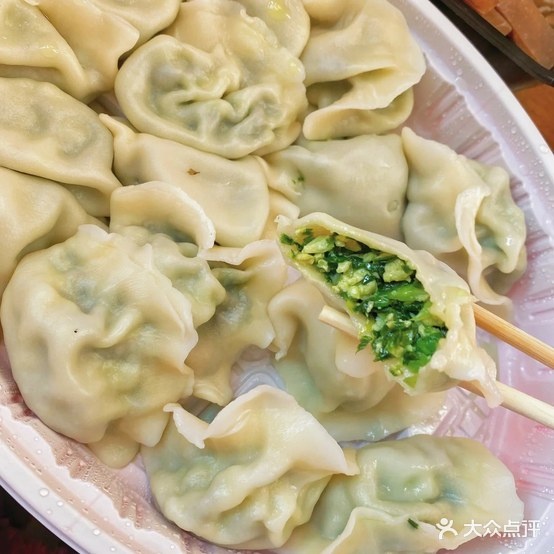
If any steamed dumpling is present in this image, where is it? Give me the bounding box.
[277,213,500,406]
[282,435,524,553]
[237,0,310,57]
[0,0,139,102]
[101,115,270,247]
[401,127,527,310]
[89,0,181,47]
[0,166,101,300]
[0,78,121,216]
[261,189,301,241]
[299,0,426,139]
[110,181,216,251]
[141,385,357,549]
[114,0,307,158]
[187,240,288,405]
[1,225,197,468]
[262,133,408,240]
[110,181,226,327]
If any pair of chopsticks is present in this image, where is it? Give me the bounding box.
[318,304,554,429]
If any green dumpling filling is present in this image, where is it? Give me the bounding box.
[281,228,448,387]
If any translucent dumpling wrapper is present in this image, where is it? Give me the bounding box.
[236,0,310,57]
[261,189,301,241]
[0,0,139,102]
[110,181,226,328]
[141,385,357,550]
[1,225,197,468]
[110,181,216,251]
[299,0,426,140]
[89,0,180,47]
[401,127,527,311]
[262,134,408,240]
[0,166,102,301]
[281,435,524,553]
[277,213,501,406]
[114,0,307,159]
[187,240,288,405]
[0,77,121,216]
[101,115,270,247]
[268,279,447,442]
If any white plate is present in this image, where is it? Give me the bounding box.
[1,1,553,553]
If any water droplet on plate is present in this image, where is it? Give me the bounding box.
[39,488,49,497]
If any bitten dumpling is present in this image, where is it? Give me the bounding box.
[1,225,197,468]
[281,435,524,553]
[300,0,426,140]
[277,213,500,406]
[141,385,357,550]
[0,78,121,216]
[114,0,307,158]
[401,127,527,310]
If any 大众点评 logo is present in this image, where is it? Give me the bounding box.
[436,519,540,540]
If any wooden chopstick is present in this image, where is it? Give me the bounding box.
[473,304,554,369]
[318,305,554,429]
[459,380,554,429]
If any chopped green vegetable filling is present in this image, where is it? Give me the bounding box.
[280,229,448,386]
[407,518,419,529]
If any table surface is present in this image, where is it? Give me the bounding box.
[516,83,554,149]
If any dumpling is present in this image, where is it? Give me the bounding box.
[141,385,357,550]
[187,240,288,405]
[89,0,180,47]
[277,213,501,406]
[0,0,139,102]
[315,386,446,444]
[0,78,121,216]
[268,279,447,442]
[262,133,408,240]
[110,181,216,250]
[110,181,226,327]
[1,225,197,468]
[282,435,524,553]
[401,127,527,310]
[299,0,426,140]
[269,280,395,413]
[101,115,270,247]
[236,0,310,57]
[114,0,307,158]
[0,166,101,300]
